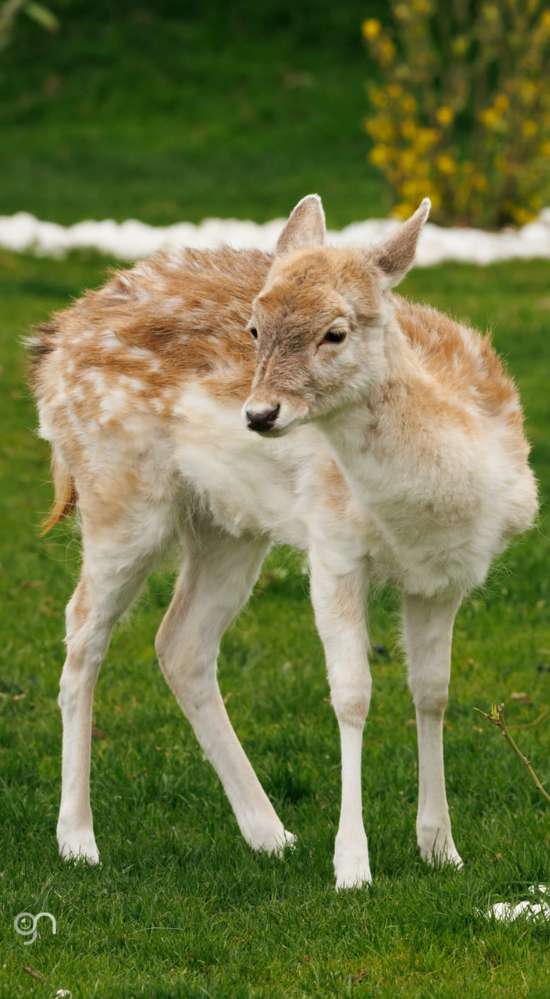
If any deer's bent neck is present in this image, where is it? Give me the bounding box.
[316,314,414,480]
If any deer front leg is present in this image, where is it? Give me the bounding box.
[402,592,463,868]
[310,554,371,889]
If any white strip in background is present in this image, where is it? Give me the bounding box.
[1,209,550,265]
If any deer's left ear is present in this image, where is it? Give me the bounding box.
[276,194,326,256]
[373,198,430,288]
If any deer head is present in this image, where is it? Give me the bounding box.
[243,194,430,434]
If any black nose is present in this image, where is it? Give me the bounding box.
[246,404,281,433]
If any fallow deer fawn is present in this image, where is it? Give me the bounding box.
[29,196,537,888]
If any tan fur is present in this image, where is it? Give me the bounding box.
[30,248,271,527]
[30,240,531,533]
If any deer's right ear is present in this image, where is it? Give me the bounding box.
[276,194,326,256]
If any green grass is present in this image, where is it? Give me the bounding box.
[0,251,549,997]
[0,0,389,228]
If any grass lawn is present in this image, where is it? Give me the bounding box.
[0,250,549,997]
[0,0,389,228]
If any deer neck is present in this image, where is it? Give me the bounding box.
[316,314,416,492]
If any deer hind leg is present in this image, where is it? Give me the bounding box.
[402,592,463,868]
[155,527,295,854]
[57,509,171,864]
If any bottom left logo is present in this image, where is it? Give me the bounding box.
[14,911,57,945]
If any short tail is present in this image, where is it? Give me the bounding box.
[40,451,77,535]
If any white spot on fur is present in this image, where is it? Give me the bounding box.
[500,398,520,417]
[98,386,130,424]
[83,369,107,395]
[37,410,53,441]
[109,273,133,299]
[162,296,183,315]
[119,374,144,392]
[126,345,155,362]
[164,251,185,271]
[102,329,120,350]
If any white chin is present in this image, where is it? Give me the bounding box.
[276,403,308,433]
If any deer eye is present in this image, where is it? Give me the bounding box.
[248,326,258,340]
[322,329,347,345]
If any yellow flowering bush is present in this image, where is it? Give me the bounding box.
[362,1,550,227]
